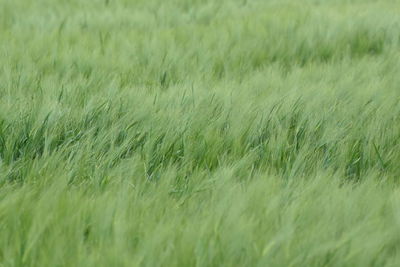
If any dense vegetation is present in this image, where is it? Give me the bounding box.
[1,0,400,266]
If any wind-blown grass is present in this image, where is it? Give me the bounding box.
[1,0,400,266]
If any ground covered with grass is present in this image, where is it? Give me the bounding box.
[1,0,400,266]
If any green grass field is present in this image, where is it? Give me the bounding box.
[1,0,400,266]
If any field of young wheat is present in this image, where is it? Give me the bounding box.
[1,0,400,266]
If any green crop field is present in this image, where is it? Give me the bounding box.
[1,0,400,266]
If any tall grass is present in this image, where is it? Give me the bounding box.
[1,0,400,266]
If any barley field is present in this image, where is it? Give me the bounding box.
[1,0,400,266]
